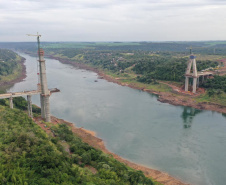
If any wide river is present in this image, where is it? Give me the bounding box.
[8,53,226,185]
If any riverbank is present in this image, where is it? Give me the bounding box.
[47,55,226,114]
[0,57,26,89]
[33,115,190,185]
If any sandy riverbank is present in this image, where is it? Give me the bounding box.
[33,115,190,185]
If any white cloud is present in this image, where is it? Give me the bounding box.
[0,0,226,41]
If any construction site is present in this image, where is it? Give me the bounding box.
[0,34,59,122]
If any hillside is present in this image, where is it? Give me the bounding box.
[0,101,156,185]
[0,49,26,88]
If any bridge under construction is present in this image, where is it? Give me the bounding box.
[185,54,213,93]
[0,34,60,122]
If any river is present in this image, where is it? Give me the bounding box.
[8,53,226,185]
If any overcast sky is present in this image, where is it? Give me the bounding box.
[1,0,226,42]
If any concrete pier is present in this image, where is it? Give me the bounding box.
[40,95,45,118]
[27,95,33,118]
[185,55,198,93]
[38,48,51,122]
[185,55,213,93]
[44,96,50,122]
[192,78,197,93]
[185,77,189,91]
[9,97,13,109]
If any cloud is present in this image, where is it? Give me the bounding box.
[0,0,226,41]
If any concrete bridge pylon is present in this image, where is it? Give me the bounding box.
[185,55,198,93]
[37,46,51,122]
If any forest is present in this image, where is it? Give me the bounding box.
[201,75,226,96]
[0,98,156,185]
[0,49,19,77]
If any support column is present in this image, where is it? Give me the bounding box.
[44,95,50,122]
[38,48,51,122]
[27,95,33,118]
[9,97,13,109]
[185,77,189,91]
[197,77,199,87]
[193,78,197,93]
[185,57,193,92]
[40,94,45,119]
[186,60,192,74]
[192,59,197,77]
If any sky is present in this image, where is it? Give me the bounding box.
[0,0,226,42]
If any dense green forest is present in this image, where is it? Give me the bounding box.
[0,49,19,77]
[0,98,156,185]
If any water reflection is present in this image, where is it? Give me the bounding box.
[222,113,226,119]
[181,107,202,128]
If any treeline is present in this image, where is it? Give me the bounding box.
[94,42,189,52]
[0,98,156,185]
[1,41,226,54]
[0,49,19,76]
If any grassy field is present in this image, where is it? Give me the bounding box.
[195,92,226,106]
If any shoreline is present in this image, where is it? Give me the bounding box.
[42,55,192,184]
[47,55,226,114]
[18,53,192,184]
[34,116,190,185]
[0,57,27,88]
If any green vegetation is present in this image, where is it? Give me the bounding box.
[0,49,23,83]
[1,41,226,105]
[133,57,218,83]
[43,47,218,87]
[195,91,226,106]
[0,98,157,185]
[202,75,226,92]
[38,42,226,105]
[199,75,226,99]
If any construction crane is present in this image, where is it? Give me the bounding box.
[27,33,42,84]
[27,33,42,61]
